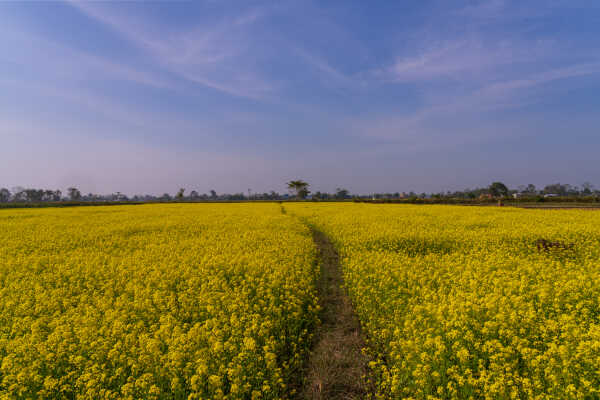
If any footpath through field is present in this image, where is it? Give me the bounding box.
[283,205,371,399]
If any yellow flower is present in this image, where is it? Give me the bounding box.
[0,203,319,399]
[288,202,600,399]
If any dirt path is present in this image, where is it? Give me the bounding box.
[298,224,371,400]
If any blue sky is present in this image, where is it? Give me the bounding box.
[2,0,600,195]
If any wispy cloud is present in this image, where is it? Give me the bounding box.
[349,59,600,143]
[66,0,276,99]
[356,0,600,147]
[479,62,600,94]
[0,77,179,130]
[293,48,362,89]
[457,0,506,19]
[381,38,552,83]
[3,0,600,193]
[1,23,173,90]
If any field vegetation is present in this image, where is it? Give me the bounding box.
[288,203,600,399]
[0,204,319,399]
[2,202,600,399]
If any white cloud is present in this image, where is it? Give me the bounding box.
[66,0,276,99]
[479,62,600,94]
[383,38,551,83]
[0,24,173,90]
[348,59,600,144]
[293,48,363,89]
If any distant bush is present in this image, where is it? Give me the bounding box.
[354,196,600,205]
[0,201,143,209]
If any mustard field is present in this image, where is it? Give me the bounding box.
[0,204,318,399]
[288,203,600,399]
[1,203,600,399]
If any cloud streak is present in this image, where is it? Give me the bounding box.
[2,0,600,193]
[66,0,275,99]
[382,38,553,83]
[1,23,173,90]
[349,59,600,144]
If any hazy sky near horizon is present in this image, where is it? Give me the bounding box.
[2,0,600,195]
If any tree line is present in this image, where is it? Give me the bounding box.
[1,181,598,204]
[0,186,290,203]
[286,180,600,200]
[422,182,599,200]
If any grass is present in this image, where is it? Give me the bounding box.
[297,225,371,400]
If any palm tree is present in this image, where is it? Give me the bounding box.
[287,180,310,199]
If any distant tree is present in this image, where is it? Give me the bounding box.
[489,182,509,197]
[176,188,185,200]
[40,189,61,201]
[567,185,580,195]
[287,180,310,199]
[12,187,27,202]
[524,184,537,194]
[0,188,10,202]
[189,190,199,200]
[43,190,54,201]
[543,183,568,196]
[113,192,128,201]
[582,182,594,195]
[24,189,44,202]
[67,187,81,201]
[335,188,349,199]
[160,193,172,201]
[210,190,217,199]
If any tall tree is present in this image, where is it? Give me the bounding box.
[67,187,81,201]
[12,187,27,202]
[0,188,10,202]
[489,182,509,197]
[176,188,185,200]
[335,188,349,199]
[43,190,55,201]
[24,189,44,202]
[543,183,568,196]
[287,180,310,199]
[525,184,537,194]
